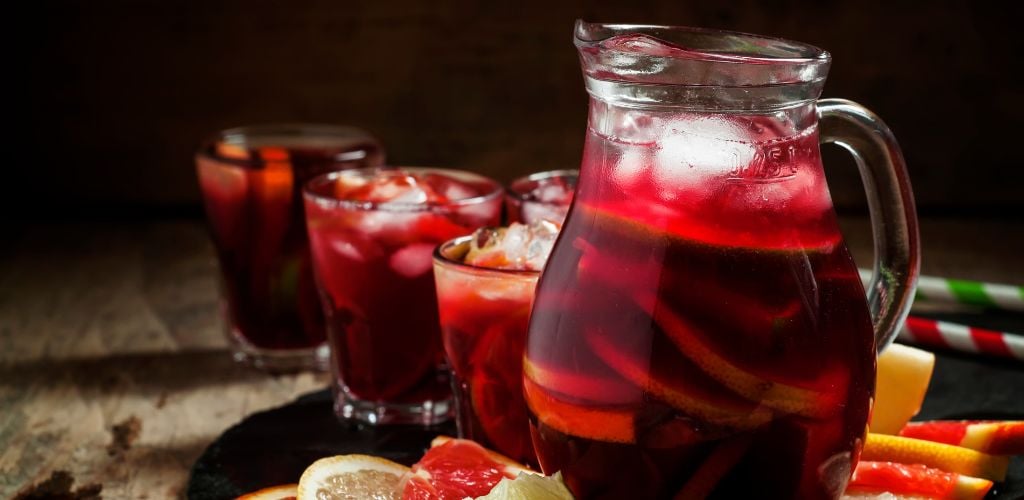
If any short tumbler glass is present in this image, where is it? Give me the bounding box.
[196,123,384,372]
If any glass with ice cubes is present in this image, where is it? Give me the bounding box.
[506,169,578,226]
[432,221,559,465]
[303,167,502,424]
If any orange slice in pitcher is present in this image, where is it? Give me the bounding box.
[523,357,641,406]
[637,291,843,418]
[585,328,773,429]
[861,433,1010,482]
[846,461,993,500]
[523,377,636,444]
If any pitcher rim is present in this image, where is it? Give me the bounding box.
[574,20,830,66]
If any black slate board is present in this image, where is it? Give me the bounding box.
[188,310,1023,500]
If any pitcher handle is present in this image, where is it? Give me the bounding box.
[818,98,921,352]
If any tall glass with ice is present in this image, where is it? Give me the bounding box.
[524,22,919,498]
[304,167,502,424]
[433,222,559,465]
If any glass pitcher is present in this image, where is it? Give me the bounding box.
[523,21,920,499]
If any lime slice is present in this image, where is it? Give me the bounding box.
[475,472,573,500]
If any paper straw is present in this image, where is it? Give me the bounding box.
[898,315,1024,361]
[859,268,1024,312]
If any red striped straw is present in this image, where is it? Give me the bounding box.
[898,315,1024,361]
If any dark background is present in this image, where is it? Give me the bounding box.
[10,0,1023,219]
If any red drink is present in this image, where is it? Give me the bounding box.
[524,119,876,498]
[433,223,558,465]
[506,170,578,225]
[196,124,383,370]
[304,167,502,424]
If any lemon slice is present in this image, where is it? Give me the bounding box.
[297,454,409,500]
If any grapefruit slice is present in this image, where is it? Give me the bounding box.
[899,421,1024,455]
[401,436,530,500]
[846,461,993,500]
[638,291,842,418]
[237,483,297,500]
[870,343,935,435]
[523,377,636,444]
[296,454,408,500]
[585,328,773,429]
[861,433,1010,482]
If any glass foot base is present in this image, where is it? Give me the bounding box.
[229,336,330,373]
[334,394,453,426]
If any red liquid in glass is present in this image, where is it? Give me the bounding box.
[197,140,383,352]
[525,123,875,499]
[435,255,537,465]
[305,171,502,404]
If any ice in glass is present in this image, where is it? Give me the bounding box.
[304,167,502,424]
[433,221,559,465]
[506,170,578,226]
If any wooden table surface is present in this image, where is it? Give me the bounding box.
[1,216,1022,499]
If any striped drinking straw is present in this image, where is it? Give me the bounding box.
[899,316,1024,361]
[859,269,1024,312]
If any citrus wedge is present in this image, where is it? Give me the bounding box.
[861,433,1009,482]
[673,436,753,499]
[296,454,408,500]
[638,291,842,418]
[523,377,636,444]
[870,343,935,435]
[846,461,993,500]
[523,357,640,406]
[899,420,1024,456]
[236,483,297,499]
[476,472,574,500]
[402,436,530,500]
[585,328,773,429]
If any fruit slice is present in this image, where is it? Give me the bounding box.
[638,291,843,418]
[402,437,530,500]
[861,433,1010,482]
[296,454,408,500]
[523,357,641,406]
[476,472,574,500]
[899,421,1024,455]
[236,483,297,500]
[469,312,533,462]
[585,328,773,429]
[846,461,993,500]
[870,343,935,434]
[523,377,636,444]
[673,435,753,499]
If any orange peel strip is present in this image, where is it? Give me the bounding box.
[847,461,992,500]
[862,433,1010,483]
[639,291,842,418]
[585,329,773,429]
[523,377,635,444]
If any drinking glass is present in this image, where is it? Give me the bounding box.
[304,167,503,424]
[196,123,383,371]
[433,235,540,465]
[506,170,578,225]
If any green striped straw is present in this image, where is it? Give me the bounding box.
[859,268,1024,312]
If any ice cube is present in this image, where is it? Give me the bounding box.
[613,147,647,187]
[464,221,559,271]
[653,116,756,189]
[348,170,444,205]
[389,243,437,278]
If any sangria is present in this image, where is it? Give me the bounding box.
[433,222,558,465]
[524,22,918,500]
[506,170,578,225]
[196,124,383,371]
[304,167,502,424]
